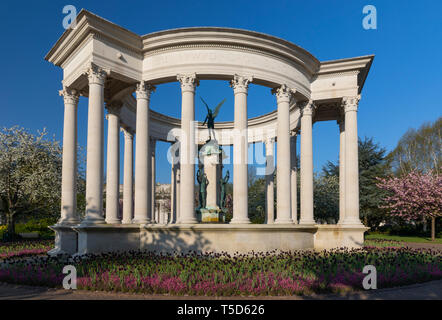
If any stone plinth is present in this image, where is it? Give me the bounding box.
[48,224,79,255]
[49,224,369,256]
[197,208,226,223]
[198,140,226,210]
[314,225,369,250]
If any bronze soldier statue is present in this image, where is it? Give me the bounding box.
[197,169,209,209]
[219,170,230,209]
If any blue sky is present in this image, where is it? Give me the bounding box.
[1,0,441,183]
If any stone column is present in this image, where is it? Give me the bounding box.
[83,65,107,224]
[342,96,362,225]
[151,138,157,222]
[133,81,155,224]
[177,74,199,224]
[170,160,176,224]
[59,87,80,224]
[105,103,121,224]
[176,164,181,223]
[291,133,298,223]
[338,118,346,224]
[299,100,315,225]
[121,127,134,224]
[264,137,275,224]
[230,74,253,224]
[273,84,294,224]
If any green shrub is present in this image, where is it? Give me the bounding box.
[14,218,56,239]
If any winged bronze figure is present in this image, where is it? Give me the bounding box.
[201,97,226,141]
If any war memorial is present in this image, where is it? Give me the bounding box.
[45,10,374,256]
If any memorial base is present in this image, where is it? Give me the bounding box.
[47,224,368,255]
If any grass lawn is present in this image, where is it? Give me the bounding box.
[366,233,442,244]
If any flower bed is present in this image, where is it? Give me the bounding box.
[1,247,441,296]
[0,240,53,260]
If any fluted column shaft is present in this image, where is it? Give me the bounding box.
[151,139,157,222]
[176,165,181,223]
[59,87,80,224]
[170,160,176,224]
[230,75,253,224]
[84,65,107,224]
[299,101,315,224]
[265,138,275,224]
[177,74,198,224]
[105,104,121,223]
[291,134,298,223]
[133,81,155,224]
[273,85,294,224]
[342,96,362,225]
[122,127,134,224]
[338,119,346,223]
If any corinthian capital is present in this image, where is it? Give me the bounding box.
[230,74,253,94]
[85,64,108,85]
[59,87,80,105]
[136,81,155,100]
[177,73,199,92]
[272,84,296,103]
[342,95,361,113]
[300,100,315,117]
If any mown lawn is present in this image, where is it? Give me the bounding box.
[365,233,442,244]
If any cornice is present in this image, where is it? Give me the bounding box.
[45,9,142,66]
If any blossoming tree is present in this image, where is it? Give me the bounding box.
[377,170,442,241]
[0,127,63,240]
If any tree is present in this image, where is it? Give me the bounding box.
[322,137,391,228]
[0,127,63,240]
[313,174,339,223]
[388,117,441,175]
[377,170,442,241]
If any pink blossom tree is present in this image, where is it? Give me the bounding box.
[377,170,442,241]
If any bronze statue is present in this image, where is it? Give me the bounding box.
[201,97,226,141]
[197,169,209,209]
[219,170,229,209]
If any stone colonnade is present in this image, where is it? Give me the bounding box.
[58,66,362,227]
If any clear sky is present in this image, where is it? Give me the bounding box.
[1,0,441,183]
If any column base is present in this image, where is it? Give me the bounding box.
[132,219,151,224]
[339,218,364,226]
[274,218,293,224]
[80,218,106,225]
[230,218,251,224]
[299,219,316,225]
[105,219,122,224]
[57,217,81,225]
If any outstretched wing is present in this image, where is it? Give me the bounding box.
[212,98,226,118]
[200,97,210,113]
